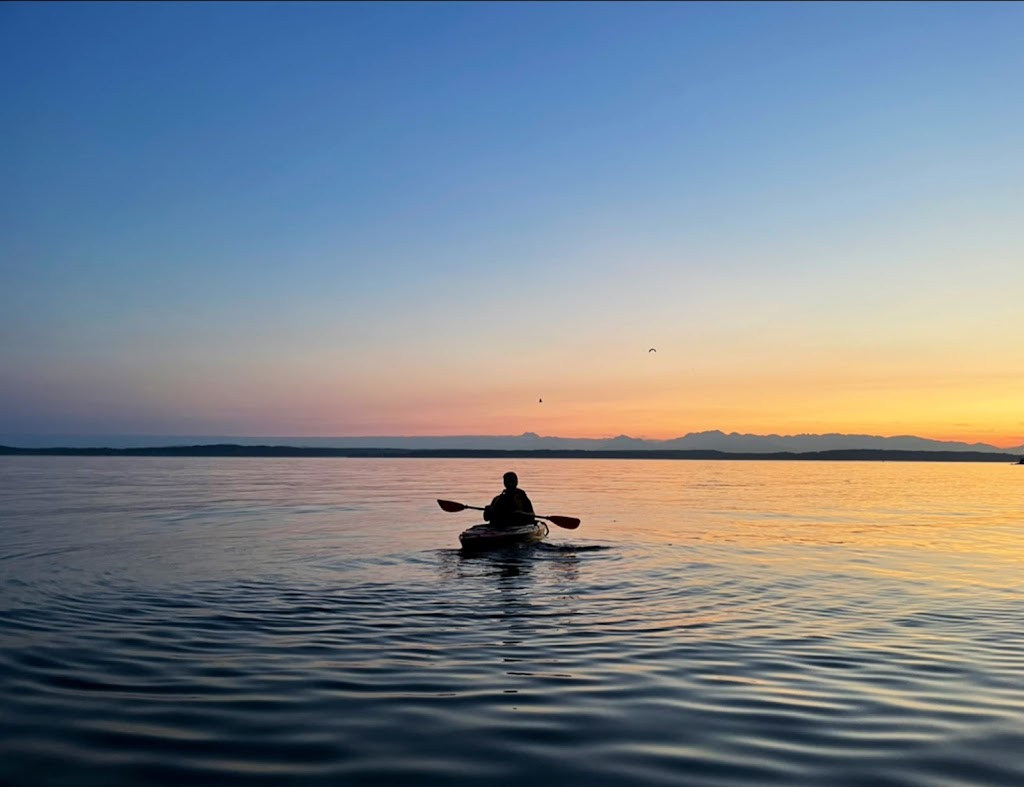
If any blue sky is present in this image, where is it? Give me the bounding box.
[2,2,1022,442]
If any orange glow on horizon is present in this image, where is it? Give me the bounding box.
[124,337,1022,449]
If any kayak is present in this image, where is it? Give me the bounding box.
[459,521,548,550]
[459,521,549,550]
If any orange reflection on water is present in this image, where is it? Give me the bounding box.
[508,458,1024,596]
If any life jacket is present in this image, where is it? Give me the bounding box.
[488,488,534,524]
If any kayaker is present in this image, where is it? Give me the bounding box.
[483,471,536,529]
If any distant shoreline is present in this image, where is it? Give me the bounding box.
[0,444,1019,462]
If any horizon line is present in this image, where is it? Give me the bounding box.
[2,444,1022,463]
[0,428,1014,440]
[2,429,1021,452]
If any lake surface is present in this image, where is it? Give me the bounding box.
[1,457,1022,786]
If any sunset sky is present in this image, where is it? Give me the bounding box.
[2,2,1022,447]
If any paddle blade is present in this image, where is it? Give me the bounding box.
[546,515,580,530]
[437,499,467,513]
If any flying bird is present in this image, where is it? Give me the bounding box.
[648,348,657,353]
[539,398,543,403]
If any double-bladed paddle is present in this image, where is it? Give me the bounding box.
[436,499,580,530]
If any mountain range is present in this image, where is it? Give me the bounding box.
[3,431,1022,453]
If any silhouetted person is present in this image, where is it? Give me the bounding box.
[483,471,536,529]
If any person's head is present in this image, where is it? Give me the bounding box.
[503,471,519,490]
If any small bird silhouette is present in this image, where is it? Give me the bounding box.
[648,348,657,353]
[539,398,543,403]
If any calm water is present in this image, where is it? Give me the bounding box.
[1,457,1022,786]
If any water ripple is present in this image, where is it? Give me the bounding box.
[2,457,1024,786]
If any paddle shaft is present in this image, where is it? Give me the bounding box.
[448,502,539,518]
[436,499,580,529]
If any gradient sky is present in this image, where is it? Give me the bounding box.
[2,2,1022,446]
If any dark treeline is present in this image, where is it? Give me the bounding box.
[0,445,1018,462]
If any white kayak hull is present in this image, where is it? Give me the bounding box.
[458,521,548,550]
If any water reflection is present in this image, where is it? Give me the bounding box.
[433,543,594,646]
[436,545,532,582]
[6,458,1024,787]
[436,542,598,586]
[458,547,537,581]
